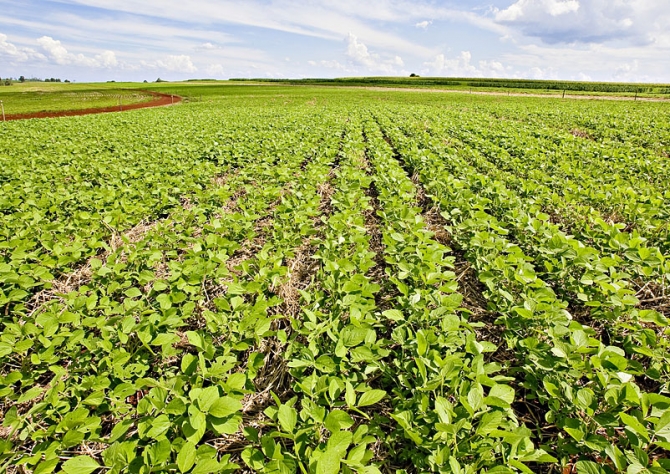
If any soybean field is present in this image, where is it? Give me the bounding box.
[1,86,669,474]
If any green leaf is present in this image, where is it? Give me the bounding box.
[317,449,341,474]
[18,386,43,403]
[61,456,100,474]
[357,390,386,407]
[345,382,356,408]
[655,411,670,442]
[324,410,354,432]
[210,414,241,435]
[486,384,515,407]
[620,412,650,441]
[278,404,297,433]
[476,411,502,436]
[197,386,221,412]
[156,293,172,310]
[328,430,352,454]
[125,287,142,298]
[146,414,171,439]
[177,442,197,473]
[340,325,368,347]
[241,447,265,471]
[575,460,605,474]
[209,396,242,418]
[382,309,404,322]
[33,459,59,474]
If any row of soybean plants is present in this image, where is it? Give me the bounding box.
[0,105,313,314]
[375,109,670,473]
[250,113,552,473]
[392,105,669,312]
[0,107,344,473]
[381,107,668,370]
[512,99,670,155]
[435,102,670,250]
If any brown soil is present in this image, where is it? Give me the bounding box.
[3,90,182,121]
[570,128,594,140]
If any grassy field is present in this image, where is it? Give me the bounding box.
[228,76,670,99]
[0,82,155,115]
[1,84,669,473]
[3,76,670,117]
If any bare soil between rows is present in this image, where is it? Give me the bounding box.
[3,90,182,121]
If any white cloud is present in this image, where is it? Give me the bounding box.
[0,32,45,62]
[496,0,579,21]
[614,60,639,81]
[345,33,405,73]
[494,0,669,45]
[153,55,197,73]
[308,59,349,71]
[422,51,507,78]
[37,35,117,68]
[499,42,670,83]
[205,64,225,76]
[97,50,118,67]
[528,66,558,80]
[1,1,669,83]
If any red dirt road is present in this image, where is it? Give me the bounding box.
[3,90,182,121]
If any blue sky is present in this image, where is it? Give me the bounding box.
[1,0,668,83]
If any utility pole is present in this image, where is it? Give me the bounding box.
[1,100,4,122]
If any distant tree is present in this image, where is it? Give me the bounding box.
[4,80,11,86]
[155,78,167,83]
[143,80,148,83]
[64,79,70,83]
[19,75,25,83]
[409,73,420,78]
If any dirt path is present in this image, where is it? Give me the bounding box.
[3,90,182,121]
[357,86,670,102]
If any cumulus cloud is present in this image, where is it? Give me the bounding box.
[153,55,197,73]
[37,36,117,68]
[0,33,45,62]
[415,20,432,29]
[614,60,640,81]
[494,0,662,44]
[308,59,348,70]
[422,51,506,78]
[345,33,404,73]
[528,66,558,80]
[205,64,225,76]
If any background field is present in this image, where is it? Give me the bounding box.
[2,76,670,117]
[1,84,669,474]
[0,82,155,116]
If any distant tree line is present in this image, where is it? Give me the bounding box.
[1,76,70,85]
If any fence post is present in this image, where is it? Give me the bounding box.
[1,100,4,122]
[562,90,566,99]
[171,95,174,105]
